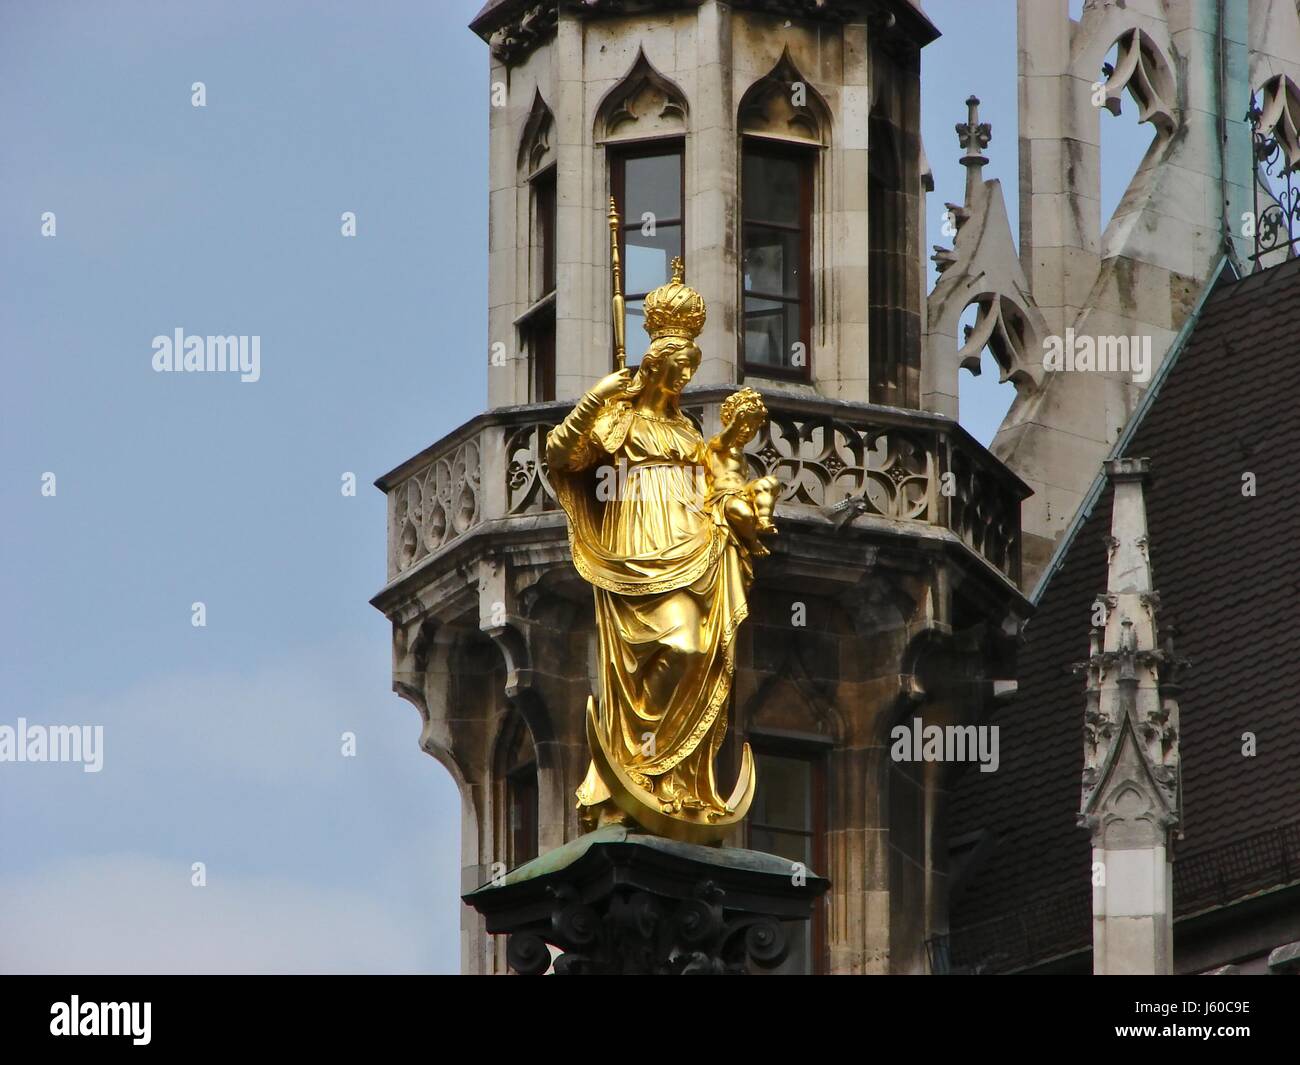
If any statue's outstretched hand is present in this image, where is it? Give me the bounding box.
[591,368,634,402]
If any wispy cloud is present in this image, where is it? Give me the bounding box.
[0,643,462,973]
[0,853,450,974]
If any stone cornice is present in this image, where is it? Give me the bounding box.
[469,0,938,66]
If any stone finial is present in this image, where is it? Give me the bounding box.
[925,92,1049,403]
[956,95,990,171]
[1079,457,1179,818]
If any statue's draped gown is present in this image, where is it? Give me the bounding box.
[547,391,751,814]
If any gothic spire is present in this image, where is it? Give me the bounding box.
[1078,457,1186,974]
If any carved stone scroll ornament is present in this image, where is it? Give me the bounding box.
[506,881,790,975]
[487,4,557,65]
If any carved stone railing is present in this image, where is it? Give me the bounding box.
[377,389,1028,584]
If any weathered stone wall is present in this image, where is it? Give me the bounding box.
[483,4,923,408]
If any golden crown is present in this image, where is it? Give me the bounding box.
[642,257,706,341]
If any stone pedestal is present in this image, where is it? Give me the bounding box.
[463,825,829,975]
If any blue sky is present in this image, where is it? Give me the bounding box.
[1,0,1146,973]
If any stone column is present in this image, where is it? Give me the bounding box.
[554,14,599,399]
[687,0,738,388]
[486,47,521,410]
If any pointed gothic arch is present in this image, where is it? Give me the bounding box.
[517,88,555,176]
[957,292,1043,391]
[739,48,832,147]
[740,644,846,744]
[595,48,688,143]
[1100,27,1178,138]
[1257,73,1300,172]
[493,707,539,869]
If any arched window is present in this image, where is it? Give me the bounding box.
[527,165,556,400]
[739,651,839,975]
[867,106,908,403]
[748,740,826,974]
[738,50,829,380]
[610,141,684,352]
[740,142,812,377]
[518,91,557,401]
[498,712,538,868]
[597,49,689,366]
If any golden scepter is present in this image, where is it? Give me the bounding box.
[608,196,626,370]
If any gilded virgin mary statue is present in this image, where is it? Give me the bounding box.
[546,256,779,843]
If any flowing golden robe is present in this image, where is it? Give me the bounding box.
[546,390,752,816]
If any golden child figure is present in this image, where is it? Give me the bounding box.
[706,387,780,560]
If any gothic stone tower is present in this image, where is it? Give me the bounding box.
[989,0,1300,587]
[372,0,1030,974]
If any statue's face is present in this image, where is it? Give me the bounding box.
[734,406,765,438]
[661,344,700,395]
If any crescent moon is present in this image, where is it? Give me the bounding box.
[585,696,756,845]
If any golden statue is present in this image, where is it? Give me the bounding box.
[546,209,778,844]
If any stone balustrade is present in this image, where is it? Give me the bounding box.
[377,388,1028,586]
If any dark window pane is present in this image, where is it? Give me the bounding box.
[743,152,800,226]
[753,754,812,830]
[741,143,810,375]
[534,169,556,297]
[743,300,803,369]
[743,225,801,298]
[611,145,683,373]
[531,314,555,401]
[783,303,803,368]
[743,298,785,366]
[626,298,645,346]
[750,749,817,976]
[502,713,539,867]
[625,152,681,222]
[750,828,812,869]
[624,221,681,295]
[507,767,538,867]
